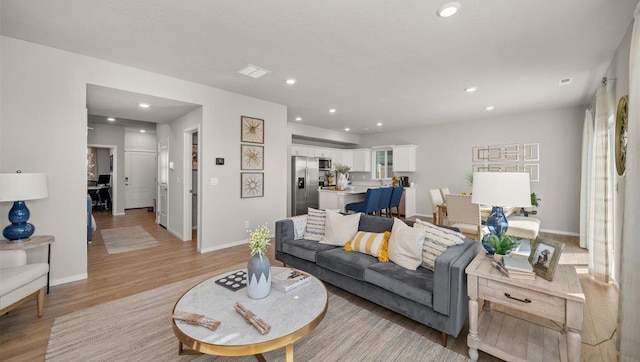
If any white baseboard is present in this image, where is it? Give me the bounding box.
[200,239,247,254]
[540,229,579,237]
[51,273,87,286]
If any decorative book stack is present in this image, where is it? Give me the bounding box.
[271,268,311,292]
[500,255,535,280]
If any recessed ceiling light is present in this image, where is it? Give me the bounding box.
[329,108,336,113]
[376,122,383,126]
[286,78,296,85]
[295,117,302,121]
[139,103,150,108]
[485,105,495,111]
[437,2,461,17]
[465,87,477,93]
[140,129,146,133]
[238,64,270,79]
[344,128,350,132]
[107,117,115,121]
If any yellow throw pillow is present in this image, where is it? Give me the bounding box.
[345,231,391,262]
[388,218,425,270]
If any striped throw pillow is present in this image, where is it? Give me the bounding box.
[413,218,466,270]
[303,208,326,241]
[345,231,391,262]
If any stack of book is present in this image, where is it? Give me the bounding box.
[271,268,311,292]
[493,255,535,280]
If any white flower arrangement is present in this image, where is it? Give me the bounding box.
[334,163,351,174]
[248,223,271,256]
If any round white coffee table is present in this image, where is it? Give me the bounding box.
[172,267,328,361]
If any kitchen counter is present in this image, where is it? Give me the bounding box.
[318,187,367,212]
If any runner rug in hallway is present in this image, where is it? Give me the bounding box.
[100,225,160,254]
[46,271,468,361]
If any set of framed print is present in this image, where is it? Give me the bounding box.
[240,116,264,198]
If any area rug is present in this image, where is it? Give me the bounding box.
[100,225,160,254]
[46,273,468,362]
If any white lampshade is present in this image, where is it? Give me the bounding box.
[471,172,531,207]
[0,173,49,202]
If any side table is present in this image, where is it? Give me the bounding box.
[465,252,584,361]
[1,235,55,294]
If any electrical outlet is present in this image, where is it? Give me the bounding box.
[245,221,249,229]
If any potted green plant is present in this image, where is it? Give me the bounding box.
[247,223,271,299]
[483,233,516,260]
[334,163,351,190]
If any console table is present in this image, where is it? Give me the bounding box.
[465,253,584,361]
[1,235,55,294]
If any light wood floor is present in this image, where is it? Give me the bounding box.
[0,209,618,361]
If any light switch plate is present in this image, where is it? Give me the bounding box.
[210,177,219,186]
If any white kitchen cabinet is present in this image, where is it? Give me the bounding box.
[392,145,417,172]
[352,149,371,172]
[313,148,332,158]
[330,149,343,166]
[291,144,310,157]
[341,150,354,169]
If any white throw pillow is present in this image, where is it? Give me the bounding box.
[303,208,326,241]
[388,218,425,270]
[320,210,361,246]
[414,218,465,270]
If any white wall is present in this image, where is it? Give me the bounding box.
[96,148,110,176]
[125,130,157,151]
[359,106,584,234]
[0,36,288,285]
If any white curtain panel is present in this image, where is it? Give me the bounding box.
[587,84,613,282]
[579,110,594,249]
[619,3,640,360]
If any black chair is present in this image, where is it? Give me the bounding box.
[87,180,100,208]
[389,186,404,217]
[98,187,111,210]
[377,187,393,217]
[346,188,382,215]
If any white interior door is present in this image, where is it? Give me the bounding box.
[125,151,156,209]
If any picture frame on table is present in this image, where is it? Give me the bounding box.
[528,237,564,281]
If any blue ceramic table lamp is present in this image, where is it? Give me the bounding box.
[0,171,48,242]
[471,172,531,246]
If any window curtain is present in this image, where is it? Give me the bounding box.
[619,3,640,359]
[579,110,594,249]
[586,83,613,283]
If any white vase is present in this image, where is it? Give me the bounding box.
[337,172,349,191]
[247,254,271,299]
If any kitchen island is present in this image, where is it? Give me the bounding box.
[318,187,367,212]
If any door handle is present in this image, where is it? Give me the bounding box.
[504,293,531,304]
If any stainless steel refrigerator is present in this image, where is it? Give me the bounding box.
[292,156,320,216]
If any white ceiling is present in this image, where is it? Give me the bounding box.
[2,0,637,134]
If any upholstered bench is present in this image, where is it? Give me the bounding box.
[0,249,49,316]
[506,216,541,241]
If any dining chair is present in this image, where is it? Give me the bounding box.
[429,189,444,224]
[377,187,393,217]
[388,186,404,217]
[445,194,482,240]
[346,188,382,215]
[439,188,451,201]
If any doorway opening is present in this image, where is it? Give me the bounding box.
[183,127,200,250]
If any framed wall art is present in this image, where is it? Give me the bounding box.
[241,144,264,170]
[241,172,264,198]
[528,237,564,281]
[241,116,264,144]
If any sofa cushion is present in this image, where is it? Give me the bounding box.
[387,218,424,270]
[304,207,326,241]
[414,218,466,270]
[0,263,49,296]
[364,262,434,307]
[316,247,379,281]
[358,213,395,233]
[281,239,337,262]
[346,231,390,261]
[288,215,307,240]
[320,210,361,246]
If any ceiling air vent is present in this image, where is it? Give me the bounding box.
[559,78,572,86]
[238,64,270,79]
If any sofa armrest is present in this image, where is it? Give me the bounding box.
[275,219,295,253]
[432,239,480,316]
[0,249,28,268]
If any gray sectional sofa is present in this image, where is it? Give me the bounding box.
[275,213,480,345]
